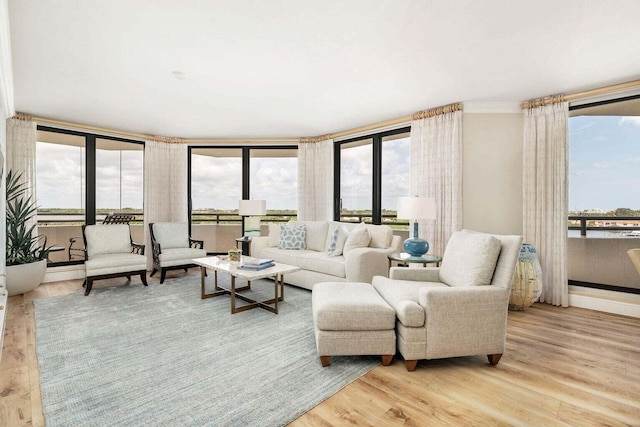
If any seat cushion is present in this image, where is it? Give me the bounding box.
[258,247,346,278]
[158,247,207,267]
[86,253,147,277]
[439,231,502,287]
[312,282,395,331]
[85,224,132,257]
[153,222,189,249]
[372,276,448,327]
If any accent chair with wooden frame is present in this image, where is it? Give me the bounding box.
[69,213,135,260]
[82,224,147,296]
[149,222,206,283]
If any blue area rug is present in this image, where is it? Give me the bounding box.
[33,276,378,426]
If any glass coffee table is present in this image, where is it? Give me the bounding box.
[388,253,442,269]
[193,256,300,314]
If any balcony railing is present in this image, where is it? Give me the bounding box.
[568,215,640,237]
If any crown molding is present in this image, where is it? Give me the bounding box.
[462,102,522,114]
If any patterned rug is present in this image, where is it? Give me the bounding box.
[33,275,378,426]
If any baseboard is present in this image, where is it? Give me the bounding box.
[44,265,86,283]
[569,286,640,318]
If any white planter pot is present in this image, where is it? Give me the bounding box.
[6,259,47,296]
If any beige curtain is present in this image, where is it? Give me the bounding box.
[143,139,188,269]
[297,139,333,221]
[523,102,569,307]
[410,110,463,257]
[6,117,38,235]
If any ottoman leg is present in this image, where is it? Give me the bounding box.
[320,356,331,367]
[405,360,418,371]
[381,355,393,366]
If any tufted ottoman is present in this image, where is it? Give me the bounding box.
[312,282,396,367]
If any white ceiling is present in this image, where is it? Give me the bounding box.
[8,0,640,139]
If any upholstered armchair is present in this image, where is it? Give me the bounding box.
[372,230,523,371]
[82,224,147,296]
[149,222,207,283]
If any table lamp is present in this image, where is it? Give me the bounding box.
[239,199,267,237]
[397,196,436,257]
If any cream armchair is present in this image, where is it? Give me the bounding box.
[372,230,523,371]
[149,222,206,283]
[83,224,147,296]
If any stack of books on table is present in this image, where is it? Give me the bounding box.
[238,258,275,271]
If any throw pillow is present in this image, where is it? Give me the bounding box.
[288,221,328,252]
[439,231,502,287]
[268,223,281,247]
[365,224,393,248]
[342,225,371,254]
[326,225,349,257]
[279,224,307,250]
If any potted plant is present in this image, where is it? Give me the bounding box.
[5,170,51,296]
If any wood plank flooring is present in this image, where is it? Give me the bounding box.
[1,272,639,426]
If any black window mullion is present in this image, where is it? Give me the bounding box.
[372,135,382,224]
[333,141,341,221]
[86,135,96,225]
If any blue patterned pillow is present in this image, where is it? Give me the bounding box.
[279,225,307,250]
[326,225,348,257]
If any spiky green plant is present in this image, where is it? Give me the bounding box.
[6,170,51,265]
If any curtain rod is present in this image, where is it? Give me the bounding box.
[522,79,640,109]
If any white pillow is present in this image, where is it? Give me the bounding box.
[439,231,502,287]
[326,225,349,257]
[365,224,393,248]
[268,223,281,247]
[342,225,371,254]
[279,224,307,250]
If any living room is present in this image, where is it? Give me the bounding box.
[1,1,640,426]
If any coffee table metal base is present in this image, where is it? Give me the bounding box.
[200,268,285,314]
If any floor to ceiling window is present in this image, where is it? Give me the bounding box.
[35,126,144,266]
[334,127,410,225]
[189,146,297,253]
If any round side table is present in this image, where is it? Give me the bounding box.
[387,253,442,270]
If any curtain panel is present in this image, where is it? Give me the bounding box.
[409,110,463,257]
[143,140,188,270]
[6,117,38,235]
[297,139,333,221]
[523,102,569,307]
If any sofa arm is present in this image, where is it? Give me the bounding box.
[345,246,397,283]
[390,267,441,282]
[251,236,269,257]
[418,286,510,359]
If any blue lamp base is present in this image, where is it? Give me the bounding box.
[403,222,429,257]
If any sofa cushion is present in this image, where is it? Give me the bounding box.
[288,221,329,251]
[85,252,147,276]
[326,225,349,257]
[439,231,502,287]
[268,223,281,247]
[152,222,189,249]
[365,224,393,248]
[279,224,307,250]
[343,225,371,254]
[85,224,132,258]
[259,247,346,278]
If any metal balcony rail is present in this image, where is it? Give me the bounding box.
[568,215,640,237]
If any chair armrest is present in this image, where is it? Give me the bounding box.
[131,242,145,255]
[151,240,161,264]
[251,236,269,257]
[189,238,204,250]
[418,286,510,358]
[390,267,441,282]
[345,246,397,282]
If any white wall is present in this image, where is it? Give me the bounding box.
[462,112,523,235]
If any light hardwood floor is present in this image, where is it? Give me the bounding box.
[1,273,639,426]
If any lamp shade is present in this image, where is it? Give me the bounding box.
[397,196,436,220]
[239,200,266,216]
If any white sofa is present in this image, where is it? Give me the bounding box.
[251,221,402,290]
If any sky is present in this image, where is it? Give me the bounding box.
[569,115,640,211]
[34,121,639,214]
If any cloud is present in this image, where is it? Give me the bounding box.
[619,116,640,128]
[593,157,640,169]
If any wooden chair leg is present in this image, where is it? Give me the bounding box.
[184,268,188,272]
[84,279,93,296]
[81,279,86,288]
[405,360,418,371]
[140,272,148,286]
[150,268,158,277]
[487,354,503,365]
[381,355,393,366]
[160,269,167,284]
[126,274,131,280]
[320,356,331,367]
